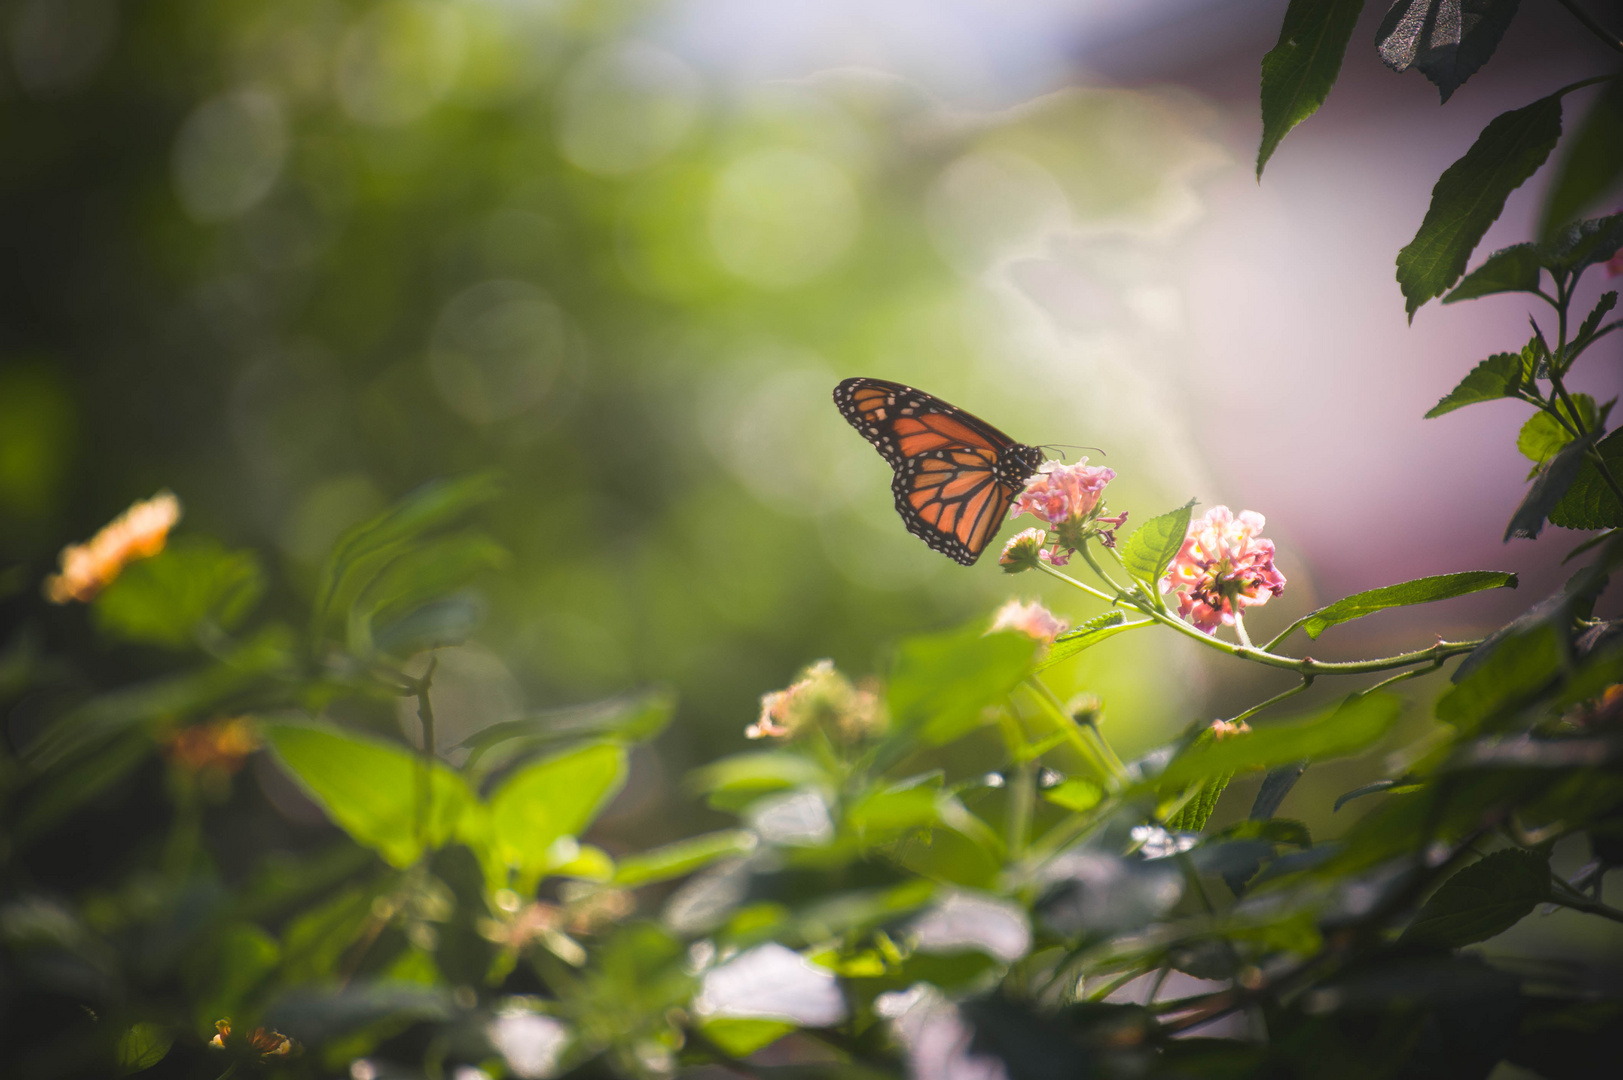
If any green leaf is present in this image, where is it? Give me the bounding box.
[1256,0,1365,175]
[1298,571,1518,640]
[1518,394,1600,465]
[613,829,757,887]
[488,740,627,889]
[1505,428,1600,540]
[1424,350,1531,417]
[200,922,281,1030]
[701,1017,795,1057]
[1043,777,1103,812]
[1572,290,1619,356]
[312,472,502,636]
[1397,94,1563,319]
[264,720,474,868]
[1154,692,1404,791]
[1120,499,1195,590]
[115,1022,172,1075]
[886,624,1036,745]
[846,786,940,835]
[1539,211,1623,278]
[1550,427,1623,530]
[459,689,674,777]
[691,751,830,812]
[1376,0,1522,104]
[346,531,509,657]
[1167,773,1231,832]
[1541,77,1623,237]
[1334,778,1421,811]
[1435,622,1565,733]
[1399,848,1549,949]
[1442,243,1543,303]
[93,537,264,649]
[1036,610,1146,671]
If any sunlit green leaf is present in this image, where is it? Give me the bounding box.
[1154,693,1404,790]
[846,786,939,835]
[700,1017,795,1056]
[1550,427,1623,530]
[1119,499,1195,590]
[614,829,757,887]
[1256,0,1365,175]
[1296,571,1517,640]
[94,537,264,649]
[488,740,626,888]
[1043,777,1102,812]
[887,624,1036,745]
[1542,78,1623,237]
[115,1022,172,1075]
[1397,94,1563,318]
[1399,848,1548,948]
[1517,395,1599,465]
[264,720,473,868]
[1166,773,1230,832]
[692,751,830,812]
[1036,610,1147,671]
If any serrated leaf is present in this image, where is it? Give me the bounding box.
[1153,692,1404,791]
[1036,610,1146,671]
[1376,0,1522,103]
[1442,242,1542,303]
[1167,773,1231,832]
[1517,394,1598,464]
[1424,351,1530,417]
[1397,94,1563,319]
[1505,428,1599,540]
[1298,571,1518,639]
[116,1022,172,1075]
[1257,0,1366,175]
[1573,291,1619,356]
[1399,848,1548,948]
[1539,211,1623,277]
[1120,498,1195,590]
[1550,428,1623,530]
[1541,77,1623,238]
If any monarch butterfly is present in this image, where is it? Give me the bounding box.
[834,377,1044,565]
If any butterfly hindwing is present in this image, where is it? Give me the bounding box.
[833,377,1041,566]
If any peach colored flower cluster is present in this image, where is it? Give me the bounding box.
[998,527,1061,571]
[1006,460,1127,564]
[1208,718,1251,740]
[748,659,885,742]
[44,490,182,604]
[1161,506,1285,634]
[210,1019,296,1059]
[165,717,259,775]
[988,598,1069,643]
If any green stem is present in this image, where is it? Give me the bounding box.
[414,656,439,853]
[1230,677,1314,726]
[1024,678,1124,786]
[1552,0,1623,56]
[1548,878,1623,925]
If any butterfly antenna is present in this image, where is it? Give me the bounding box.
[1039,443,1106,460]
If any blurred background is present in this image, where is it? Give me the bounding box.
[1,0,1619,876]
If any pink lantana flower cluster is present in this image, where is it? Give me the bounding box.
[1161,506,1285,635]
[999,460,1127,570]
[747,659,886,742]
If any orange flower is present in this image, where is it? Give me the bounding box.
[45,490,182,604]
[209,1018,297,1058]
[166,717,259,775]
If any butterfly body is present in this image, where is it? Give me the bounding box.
[833,377,1043,565]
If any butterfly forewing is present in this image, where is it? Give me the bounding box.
[833,377,1041,565]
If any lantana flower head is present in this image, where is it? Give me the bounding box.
[1161,506,1285,634]
[748,659,885,742]
[165,717,259,775]
[1010,460,1127,557]
[988,598,1069,643]
[999,527,1066,572]
[45,490,182,604]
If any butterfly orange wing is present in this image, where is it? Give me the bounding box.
[833,377,1036,565]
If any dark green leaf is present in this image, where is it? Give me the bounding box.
[1154,692,1404,791]
[887,624,1036,745]
[1256,0,1366,175]
[1375,0,1522,103]
[93,537,264,649]
[1119,499,1195,590]
[115,1022,172,1075]
[347,531,508,656]
[1251,761,1308,819]
[1442,243,1542,303]
[1424,350,1531,417]
[1298,571,1517,639]
[1435,621,1565,732]
[1397,94,1563,319]
[1505,428,1599,540]
[458,689,674,776]
[1572,290,1618,356]
[1550,427,1623,530]
[264,720,475,868]
[613,829,757,887]
[488,740,627,889]
[1399,847,1548,948]
[264,982,453,1047]
[1541,78,1623,237]
[1334,778,1421,811]
[1036,610,1146,671]
[11,731,151,841]
[1539,211,1623,277]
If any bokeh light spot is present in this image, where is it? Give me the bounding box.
[9,0,118,98]
[707,148,860,289]
[171,90,289,223]
[336,0,467,127]
[555,41,702,177]
[428,280,580,425]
